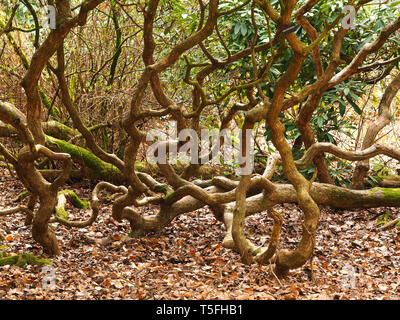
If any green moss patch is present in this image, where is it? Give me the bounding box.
[46,136,121,179]
[0,253,52,267]
[372,187,400,201]
[59,190,89,210]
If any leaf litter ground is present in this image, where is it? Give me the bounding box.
[0,169,399,300]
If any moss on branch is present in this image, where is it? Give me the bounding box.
[378,187,400,202]
[43,121,78,141]
[46,135,122,182]
[0,252,52,267]
[55,205,68,220]
[59,190,89,209]
[55,190,89,220]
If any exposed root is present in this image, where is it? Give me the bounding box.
[255,209,283,265]
[377,216,400,231]
[72,234,115,246]
[55,182,127,228]
[55,189,89,220]
[12,190,30,202]
[0,206,34,222]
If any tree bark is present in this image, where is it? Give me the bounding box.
[351,73,400,189]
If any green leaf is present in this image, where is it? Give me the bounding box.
[240,24,247,37]
[346,95,362,115]
[338,99,346,116]
[234,23,241,35]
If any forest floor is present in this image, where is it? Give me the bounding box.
[0,168,400,300]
